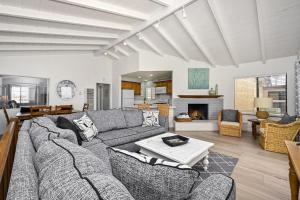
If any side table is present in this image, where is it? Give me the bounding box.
[248,119,261,139]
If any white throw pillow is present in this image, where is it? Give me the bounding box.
[142,110,160,127]
[73,114,98,141]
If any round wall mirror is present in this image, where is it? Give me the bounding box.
[56,80,76,100]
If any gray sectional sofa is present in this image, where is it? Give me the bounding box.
[7,109,235,200]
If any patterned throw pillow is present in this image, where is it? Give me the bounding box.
[73,114,98,141]
[142,110,160,127]
[108,148,200,200]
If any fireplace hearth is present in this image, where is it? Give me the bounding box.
[188,104,208,120]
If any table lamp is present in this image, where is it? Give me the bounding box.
[254,97,273,120]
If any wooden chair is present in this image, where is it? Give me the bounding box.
[30,105,51,117]
[2,107,9,125]
[259,120,300,154]
[137,103,151,110]
[218,110,243,137]
[54,105,73,115]
[157,104,169,117]
[82,103,89,111]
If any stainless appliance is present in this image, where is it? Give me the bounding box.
[122,89,134,108]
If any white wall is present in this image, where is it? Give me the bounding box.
[111,52,139,108]
[0,52,112,110]
[138,51,296,115]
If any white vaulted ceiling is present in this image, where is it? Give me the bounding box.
[0,0,299,66]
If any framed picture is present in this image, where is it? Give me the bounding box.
[188,68,209,89]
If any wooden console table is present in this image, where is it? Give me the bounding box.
[285,141,300,200]
[248,119,261,139]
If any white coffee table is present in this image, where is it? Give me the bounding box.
[135,132,214,170]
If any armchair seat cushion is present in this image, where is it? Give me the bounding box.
[221,121,240,127]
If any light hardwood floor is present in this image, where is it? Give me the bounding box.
[176,131,291,200]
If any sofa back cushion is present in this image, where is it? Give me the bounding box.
[108,148,200,200]
[35,139,134,200]
[29,117,78,151]
[87,110,127,132]
[56,116,82,145]
[45,112,85,123]
[122,109,143,128]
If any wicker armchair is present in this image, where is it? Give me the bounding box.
[259,120,300,154]
[218,111,243,137]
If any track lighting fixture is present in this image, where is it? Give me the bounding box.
[137,32,143,40]
[154,20,160,28]
[182,6,187,18]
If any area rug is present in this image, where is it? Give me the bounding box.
[192,151,239,181]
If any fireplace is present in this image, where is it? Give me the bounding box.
[188,104,208,120]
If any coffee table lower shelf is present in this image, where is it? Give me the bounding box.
[139,147,210,169]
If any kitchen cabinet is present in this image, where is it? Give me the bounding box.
[121,81,141,95]
[154,80,172,94]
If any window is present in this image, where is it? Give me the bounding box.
[146,87,156,100]
[235,74,287,115]
[11,86,30,103]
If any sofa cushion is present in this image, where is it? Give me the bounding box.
[57,116,82,145]
[45,112,85,123]
[279,114,297,124]
[87,110,127,132]
[35,139,134,200]
[221,121,240,127]
[29,117,78,151]
[73,114,98,141]
[222,110,238,122]
[108,148,200,200]
[97,126,165,147]
[82,139,111,173]
[122,109,143,128]
[187,174,235,200]
[7,121,39,200]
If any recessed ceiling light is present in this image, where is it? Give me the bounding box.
[144,80,148,82]
[138,76,142,79]
[123,41,127,46]
[149,74,153,77]
[104,52,108,56]
[154,20,160,29]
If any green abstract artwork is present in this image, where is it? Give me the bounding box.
[188,68,209,89]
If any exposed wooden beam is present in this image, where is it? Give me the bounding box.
[207,0,238,67]
[0,23,119,39]
[0,5,132,31]
[115,46,130,56]
[149,0,172,6]
[139,33,163,56]
[107,51,120,60]
[154,26,189,61]
[126,41,139,52]
[175,13,215,66]
[255,0,266,64]
[52,0,148,20]
[0,44,100,51]
[95,0,198,55]
[0,35,109,45]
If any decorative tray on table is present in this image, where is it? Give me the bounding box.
[162,135,189,147]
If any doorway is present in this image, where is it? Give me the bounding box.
[96,83,110,110]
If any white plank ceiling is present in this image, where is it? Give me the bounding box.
[0,0,299,66]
